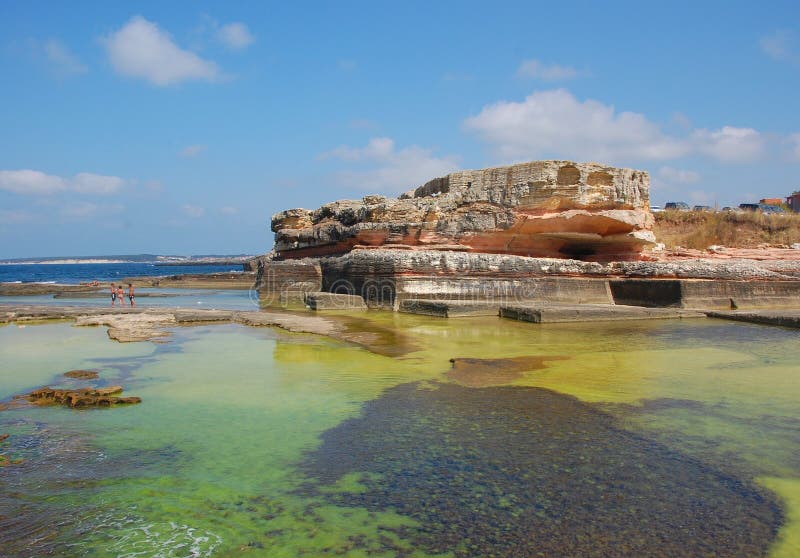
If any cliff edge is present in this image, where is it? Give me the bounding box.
[272,160,653,262]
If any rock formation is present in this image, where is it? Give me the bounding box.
[272,161,654,262]
[21,386,141,408]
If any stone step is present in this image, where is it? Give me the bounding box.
[399,299,500,317]
[500,304,704,323]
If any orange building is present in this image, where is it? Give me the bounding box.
[760,198,783,206]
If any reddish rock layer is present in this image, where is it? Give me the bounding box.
[272,161,654,262]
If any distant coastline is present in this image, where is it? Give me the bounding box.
[0,254,256,266]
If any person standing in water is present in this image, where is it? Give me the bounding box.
[110,283,117,307]
[128,283,135,307]
[116,285,124,307]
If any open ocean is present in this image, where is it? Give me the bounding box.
[0,263,245,284]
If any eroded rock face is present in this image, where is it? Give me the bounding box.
[272,161,653,261]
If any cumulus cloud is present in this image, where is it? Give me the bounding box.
[102,16,221,86]
[691,126,765,162]
[464,89,689,162]
[179,144,207,158]
[0,170,125,196]
[0,209,35,224]
[337,59,357,71]
[516,59,578,81]
[760,30,797,62]
[320,137,460,192]
[788,133,800,161]
[182,204,205,218]
[658,166,700,184]
[217,22,254,49]
[60,202,124,219]
[465,89,769,164]
[43,39,88,77]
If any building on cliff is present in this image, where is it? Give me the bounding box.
[271,160,654,262]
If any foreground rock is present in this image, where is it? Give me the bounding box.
[75,313,176,342]
[20,386,141,408]
[273,161,653,262]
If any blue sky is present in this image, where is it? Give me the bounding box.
[1,0,799,258]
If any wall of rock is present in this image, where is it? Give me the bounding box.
[272,160,654,262]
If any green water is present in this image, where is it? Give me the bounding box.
[0,315,798,557]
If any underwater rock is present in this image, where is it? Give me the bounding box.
[21,386,140,408]
[447,356,568,387]
[0,433,8,442]
[300,381,782,558]
[63,370,99,379]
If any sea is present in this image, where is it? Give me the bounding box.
[0,262,245,284]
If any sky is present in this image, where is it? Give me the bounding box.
[1,0,799,258]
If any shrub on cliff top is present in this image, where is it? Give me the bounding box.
[653,210,800,249]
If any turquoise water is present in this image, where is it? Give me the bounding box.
[0,315,798,556]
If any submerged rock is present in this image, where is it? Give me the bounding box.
[63,369,99,379]
[299,382,781,557]
[21,386,141,408]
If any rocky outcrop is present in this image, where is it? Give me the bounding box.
[272,161,653,262]
[20,386,141,408]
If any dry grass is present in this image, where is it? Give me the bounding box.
[653,210,800,249]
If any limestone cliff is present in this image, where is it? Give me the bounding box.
[272,160,654,261]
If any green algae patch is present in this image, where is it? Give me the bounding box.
[300,381,782,557]
[760,477,800,558]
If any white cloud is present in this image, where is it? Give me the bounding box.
[0,209,35,224]
[43,39,88,77]
[788,133,800,161]
[182,204,205,218]
[465,89,769,164]
[464,89,689,163]
[350,118,377,130]
[220,206,238,215]
[691,126,765,162]
[688,190,715,204]
[217,22,254,49]
[516,59,578,81]
[71,173,126,194]
[658,166,700,184]
[0,170,66,195]
[320,137,460,193]
[179,144,207,158]
[760,30,796,61]
[0,170,125,196]
[102,16,221,86]
[337,59,357,72]
[60,202,124,219]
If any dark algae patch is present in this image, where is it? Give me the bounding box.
[448,355,569,387]
[299,382,782,557]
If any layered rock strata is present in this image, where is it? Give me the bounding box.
[272,161,653,262]
[255,248,800,311]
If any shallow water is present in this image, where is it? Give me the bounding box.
[1,287,258,310]
[0,314,798,557]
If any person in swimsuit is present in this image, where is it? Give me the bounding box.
[128,283,135,307]
[110,283,117,307]
[116,285,125,306]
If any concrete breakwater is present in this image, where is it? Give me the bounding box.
[253,248,800,313]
